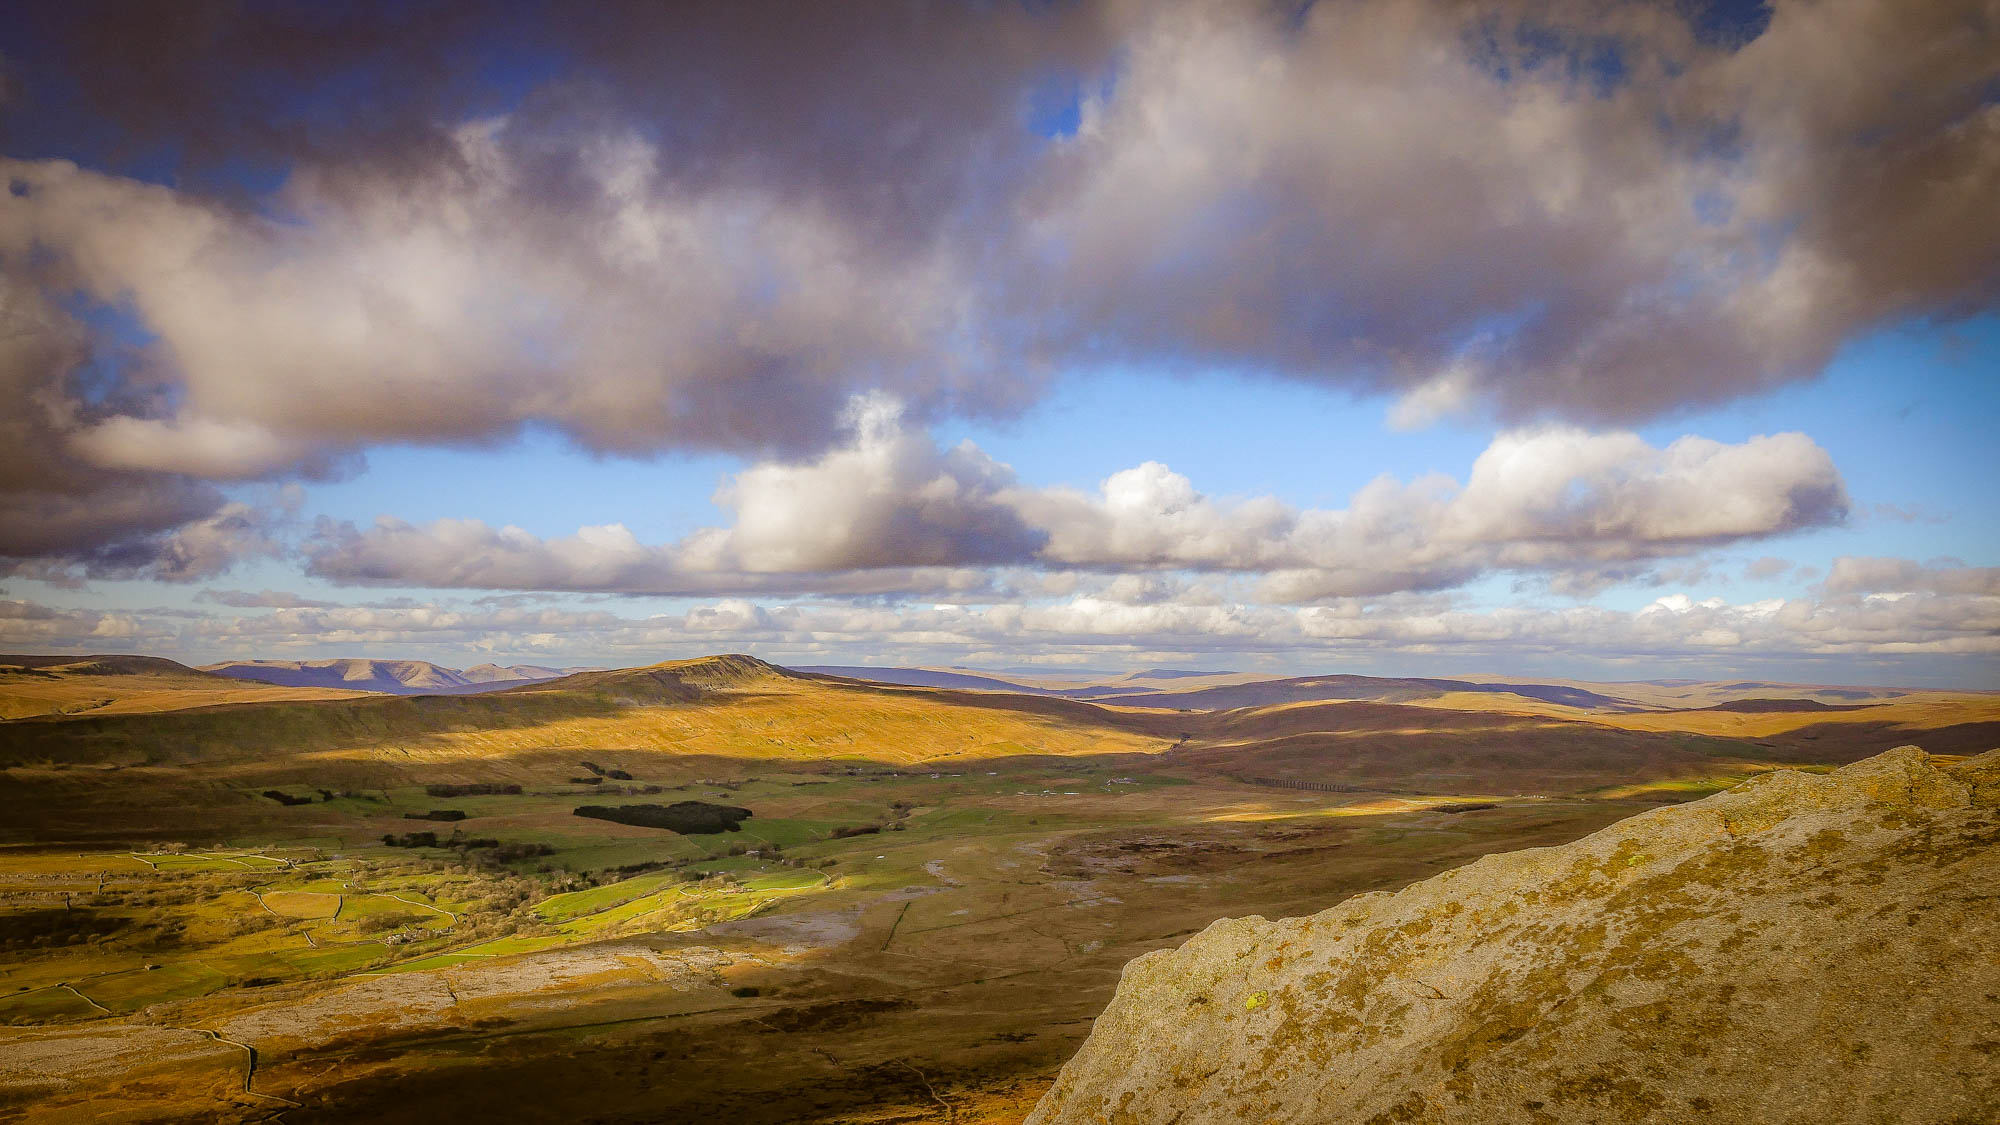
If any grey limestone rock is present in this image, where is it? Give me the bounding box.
[1029,747,2000,1125]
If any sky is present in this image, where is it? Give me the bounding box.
[0,0,1995,686]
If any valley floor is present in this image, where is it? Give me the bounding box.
[1,759,1661,1123]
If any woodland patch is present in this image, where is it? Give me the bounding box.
[573,800,752,834]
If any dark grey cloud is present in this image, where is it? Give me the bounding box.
[2,0,527,179]
[0,272,293,583]
[0,275,254,579]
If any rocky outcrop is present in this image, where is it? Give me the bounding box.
[1029,747,2000,1124]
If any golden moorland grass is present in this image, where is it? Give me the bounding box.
[0,657,368,720]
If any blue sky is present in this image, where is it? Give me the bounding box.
[2,1,1995,685]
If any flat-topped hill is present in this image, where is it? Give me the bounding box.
[2,654,208,677]
[1030,746,2000,1125]
[512,653,804,701]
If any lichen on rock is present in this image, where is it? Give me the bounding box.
[1028,747,2000,1125]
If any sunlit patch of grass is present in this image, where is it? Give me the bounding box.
[379,932,572,967]
[0,985,103,1023]
[85,961,231,1011]
[730,817,847,848]
[1582,775,1750,800]
[1206,796,1509,823]
[278,943,388,976]
[556,888,692,935]
[259,891,341,919]
[535,872,683,922]
[740,870,827,893]
[0,851,146,876]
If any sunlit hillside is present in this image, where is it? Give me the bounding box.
[0,655,371,720]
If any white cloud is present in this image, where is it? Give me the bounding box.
[696,394,1043,572]
[10,573,1992,677]
[303,403,1847,602]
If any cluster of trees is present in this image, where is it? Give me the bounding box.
[567,777,669,794]
[402,809,466,821]
[356,910,429,935]
[260,788,356,805]
[378,831,555,866]
[573,801,751,834]
[425,783,521,798]
[472,841,556,864]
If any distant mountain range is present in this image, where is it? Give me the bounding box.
[200,658,597,695]
[1082,674,1641,711]
[799,665,1171,698]
[800,666,1639,710]
[14,653,1952,711]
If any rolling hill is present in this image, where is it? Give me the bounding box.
[5,653,1992,848]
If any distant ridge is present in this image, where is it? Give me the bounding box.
[798,665,1172,699]
[1086,674,1640,712]
[1698,697,1877,713]
[801,666,1646,709]
[2,654,212,678]
[201,658,592,696]
[460,662,575,684]
[798,665,1044,693]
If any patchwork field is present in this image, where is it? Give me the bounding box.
[0,656,1988,1122]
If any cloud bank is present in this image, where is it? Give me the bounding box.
[0,0,1991,574]
[302,401,1846,601]
[7,557,1994,677]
